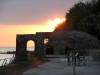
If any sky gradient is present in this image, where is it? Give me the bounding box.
[0,0,88,47]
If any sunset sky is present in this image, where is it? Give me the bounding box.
[0,0,88,47]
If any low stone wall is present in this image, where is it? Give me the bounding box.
[92,51,100,61]
[88,49,100,61]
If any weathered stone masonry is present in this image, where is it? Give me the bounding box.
[16,32,52,61]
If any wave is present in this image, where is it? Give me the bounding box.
[0,47,34,53]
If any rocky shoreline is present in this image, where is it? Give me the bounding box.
[0,51,34,54]
[0,51,16,54]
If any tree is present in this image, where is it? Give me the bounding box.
[54,0,100,39]
[65,1,94,30]
[78,13,100,39]
[54,22,66,32]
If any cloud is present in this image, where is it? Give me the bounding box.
[0,0,88,25]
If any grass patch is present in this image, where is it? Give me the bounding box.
[0,61,33,75]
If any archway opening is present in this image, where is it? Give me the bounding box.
[27,40,35,58]
[27,40,35,51]
[44,38,54,55]
[44,38,49,44]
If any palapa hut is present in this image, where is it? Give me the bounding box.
[49,30,100,75]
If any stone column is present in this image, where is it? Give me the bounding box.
[16,35,27,61]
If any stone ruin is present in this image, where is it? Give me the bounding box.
[15,32,52,61]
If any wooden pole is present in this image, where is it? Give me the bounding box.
[72,47,75,75]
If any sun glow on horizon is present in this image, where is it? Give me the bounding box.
[44,18,66,31]
[0,17,66,47]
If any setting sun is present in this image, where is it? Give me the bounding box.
[45,18,66,31]
[53,18,62,26]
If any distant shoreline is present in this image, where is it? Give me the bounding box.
[0,51,16,54]
[0,51,34,54]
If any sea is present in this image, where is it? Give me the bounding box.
[0,47,34,66]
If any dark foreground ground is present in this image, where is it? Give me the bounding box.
[0,55,100,75]
[21,55,100,75]
[0,57,50,75]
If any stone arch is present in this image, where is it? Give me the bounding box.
[15,32,52,61]
[16,34,37,61]
[35,32,52,58]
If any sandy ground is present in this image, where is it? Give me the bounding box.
[21,55,100,75]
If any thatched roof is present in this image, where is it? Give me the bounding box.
[49,30,100,75]
[49,30,100,49]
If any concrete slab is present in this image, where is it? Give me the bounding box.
[21,55,100,75]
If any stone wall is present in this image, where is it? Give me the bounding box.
[16,32,52,61]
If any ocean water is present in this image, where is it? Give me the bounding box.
[0,47,34,66]
[0,47,34,53]
[0,47,16,53]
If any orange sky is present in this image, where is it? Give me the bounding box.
[0,18,65,47]
[0,0,88,47]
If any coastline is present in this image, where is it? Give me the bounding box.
[0,51,16,54]
[0,51,34,54]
